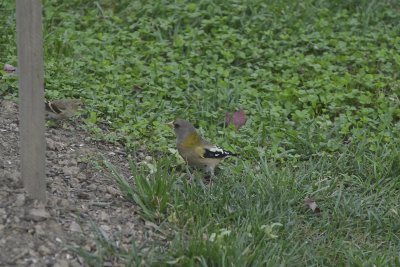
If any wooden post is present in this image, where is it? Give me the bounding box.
[16,0,46,202]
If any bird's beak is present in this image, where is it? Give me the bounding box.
[166,121,174,128]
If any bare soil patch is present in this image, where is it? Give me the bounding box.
[0,100,152,266]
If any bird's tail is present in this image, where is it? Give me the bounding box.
[45,101,62,114]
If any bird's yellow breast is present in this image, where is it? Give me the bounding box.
[180,133,201,148]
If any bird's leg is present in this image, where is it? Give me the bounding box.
[204,166,215,186]
[205,165,215,176]
[185,165,195,183]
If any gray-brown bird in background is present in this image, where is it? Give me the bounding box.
[45,99,82,119]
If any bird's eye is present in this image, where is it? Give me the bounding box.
[174,123,180,128]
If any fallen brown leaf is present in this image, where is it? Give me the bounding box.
[304,197,321,213]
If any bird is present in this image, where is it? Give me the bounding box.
[168,118,237,177]
[45,99,82,119]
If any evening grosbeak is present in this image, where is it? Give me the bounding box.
[169,118,237,176]
[45,99,82,119]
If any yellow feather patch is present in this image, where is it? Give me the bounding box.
[181,133,201,148]
[194,146,205,158]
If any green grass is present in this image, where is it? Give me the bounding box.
[1,0,400,265]
[103,141,400,266]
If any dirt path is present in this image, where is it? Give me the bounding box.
[0,100,151,266]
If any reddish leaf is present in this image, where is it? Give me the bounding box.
[3,64,16,73]
[304,197,321,213]
[225,108,247,130]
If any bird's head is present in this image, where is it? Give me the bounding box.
[167,118,197,141]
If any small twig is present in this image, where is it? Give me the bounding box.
[89,201,111,207]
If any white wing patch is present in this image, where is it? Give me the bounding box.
[203,146,236,158]
[208,146,225,153]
